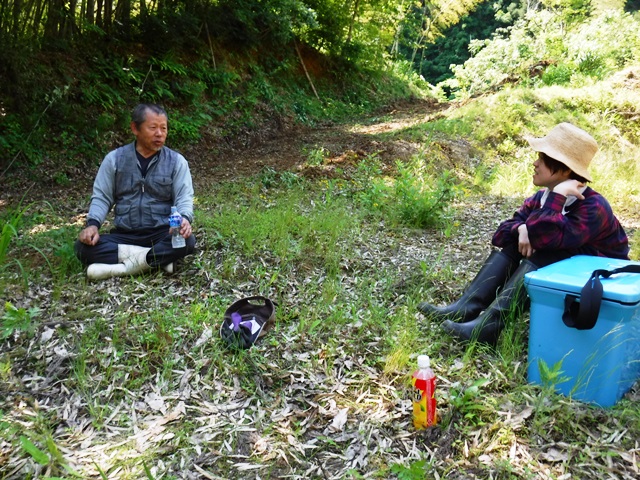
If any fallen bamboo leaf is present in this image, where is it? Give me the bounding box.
[329,408,349,432]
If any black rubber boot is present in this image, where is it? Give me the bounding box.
[418,251,518,323]
[441,260,538,345]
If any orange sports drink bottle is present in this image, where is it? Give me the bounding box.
[412,355,437,429]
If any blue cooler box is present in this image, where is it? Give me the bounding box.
[524,255,640,407]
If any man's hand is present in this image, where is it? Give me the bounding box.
[517,224,535,258]
[553,179,585,199]
[79,225,100,246]
[179,218,192,238]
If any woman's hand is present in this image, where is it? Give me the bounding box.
[553,179,585,199]
[517,224,535,258]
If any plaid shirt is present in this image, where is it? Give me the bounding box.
[492,187,629,259]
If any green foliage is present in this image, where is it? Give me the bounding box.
[392,164,457,229]
[0,85,70,170]
[448,378,491,424]
[0,199,38,287]
[0,203,27,267]
[169,111,213,144]
[82,80,126,110]
[354,154,458,229]
[445,8,640,97]
[537,357,571,390]
[17,428,80,477]
[0,119,41,168]
[259,166,303,189]
[204,182,359,276]
[19,435,49,465]
[438,79,640,208]
[304,146,329,166]
[541,62,575,85]
[51,234,83,281]
[0,0,437,176]
[349,152,387,208]
[1,302,40,340]
[391,459,428,480]
[417,1,522,84]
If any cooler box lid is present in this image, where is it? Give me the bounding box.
[524,255,640,305]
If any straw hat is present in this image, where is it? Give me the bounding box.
[525,123,598,182]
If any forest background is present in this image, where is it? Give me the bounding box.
[1,0,640,479]
[4,0,635,174]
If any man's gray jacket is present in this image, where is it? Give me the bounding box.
[87,142,194,231]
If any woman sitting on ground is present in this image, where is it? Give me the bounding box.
[418,122,629,345]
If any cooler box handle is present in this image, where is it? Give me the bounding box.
[563,264,640,330]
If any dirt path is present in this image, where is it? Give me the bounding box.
[187,99,449,187]
[1,99,453,209]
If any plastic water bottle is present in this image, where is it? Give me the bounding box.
[169,206,186,248]
[412,355,437,429]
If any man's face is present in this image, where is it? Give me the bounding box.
[131,110,168,156]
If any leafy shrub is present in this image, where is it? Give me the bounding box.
[355,154,457,229]
[391,164,457,229]
[82,81,126,109]
[304,146,329,166]
[565,10,640,73]
[1,302,40,340]
[445,8,640,97]
[0,119,42,168]
[169,111,213,145]
[577,51,606,78]
[351,153,385,205]
[259,166,302,189]
[541,63,574,85]
[0,202,30,268]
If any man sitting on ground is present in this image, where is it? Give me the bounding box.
[75,103,196,280]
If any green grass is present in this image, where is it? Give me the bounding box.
[2,72,640,478]
[0,199,33,289]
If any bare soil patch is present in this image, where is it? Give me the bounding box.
[186,98,449,188]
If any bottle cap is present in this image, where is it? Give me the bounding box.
[417,355,430,369]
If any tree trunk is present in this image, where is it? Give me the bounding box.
[62,0,78,39]
[115,0,131,35]
[44,0,65,39]
[84,0,95,26]
[30,0,45,37]
[104,0,113,30]
[346,0,361,45]
[11,0,21,42]
[96,0,103,27]
[411,0,431,65]
[0,0,8,37]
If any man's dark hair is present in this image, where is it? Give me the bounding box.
[132,104,168,128]
[540,152,589,183]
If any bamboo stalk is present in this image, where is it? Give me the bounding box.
[205,21,216,70]
[294,39,319,101]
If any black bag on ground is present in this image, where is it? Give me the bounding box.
[220,296,276,349]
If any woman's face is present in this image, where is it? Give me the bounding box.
[532,153,571,189]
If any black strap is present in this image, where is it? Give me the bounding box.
[562,265,640,330]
